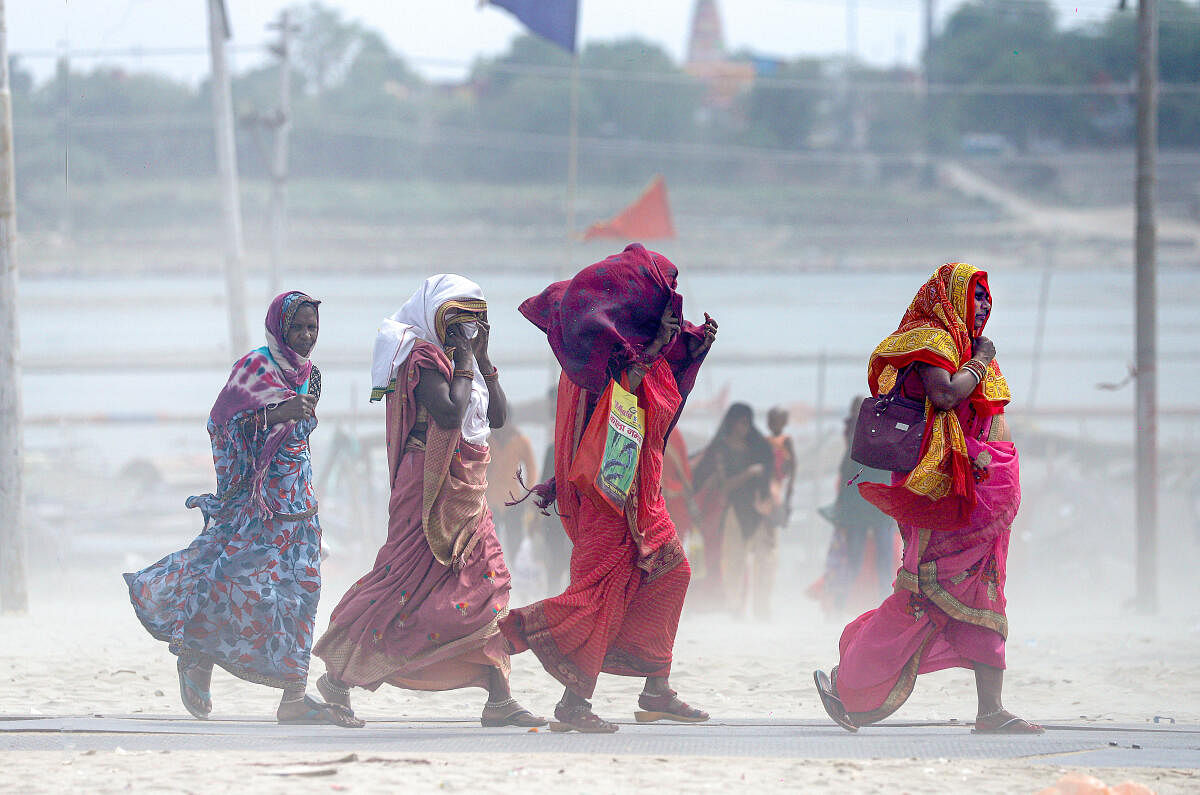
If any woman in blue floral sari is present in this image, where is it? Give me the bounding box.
[124,291,360,727]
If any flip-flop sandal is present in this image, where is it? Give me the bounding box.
[176,656,212,720]
[635,689,710,723]
[549,700,619,734]
[481,698,548,728]
[278,696,365,728]
[971,712,1045,734]
[813,670,858,733]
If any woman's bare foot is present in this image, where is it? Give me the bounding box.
[316,673,353,713]
[481,697,547,727]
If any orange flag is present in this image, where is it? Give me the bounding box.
[583,175,676,240]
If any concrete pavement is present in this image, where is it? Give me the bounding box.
[2,715,1197,769]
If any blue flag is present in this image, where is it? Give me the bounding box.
[489,0,578,53]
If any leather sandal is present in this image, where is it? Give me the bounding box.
[277,695,365,728]
[548,699,619,733]
[972,709,1045,734]
[634,688,709,723]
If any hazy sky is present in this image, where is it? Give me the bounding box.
[11,1,1125,85]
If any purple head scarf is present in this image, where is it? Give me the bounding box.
[519,243,703,394]
[211,291,320,424]
[200,291,320,521]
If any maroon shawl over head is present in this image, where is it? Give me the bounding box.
[518,243,705,398]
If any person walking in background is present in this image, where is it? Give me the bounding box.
[765,406,796,530]
[692,403,776,617]
[312,275,544,729]
[808,396,898,618]
[124,291,360,727]
[502,244,717,732]
[815,262,1042,735]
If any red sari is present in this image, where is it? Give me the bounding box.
[500,360,690,698]
[503,244,709,699]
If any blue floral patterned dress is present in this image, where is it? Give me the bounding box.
[124,375,322,688]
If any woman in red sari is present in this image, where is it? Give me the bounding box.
[815,262,1043,735]
[501,244,718,733]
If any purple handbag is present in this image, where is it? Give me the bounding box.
[850,365,927,472]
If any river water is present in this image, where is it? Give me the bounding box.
[16,264,1200,468]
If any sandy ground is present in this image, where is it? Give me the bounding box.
[6,751,1197,795]
[2,564,1198,793]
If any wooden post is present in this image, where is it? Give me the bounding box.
[207,0,249,356]
[566,53,580,242]
[920,0,937,186]
[1134,0,1158,614]
[266,9,297,298]
[0,0,29,613]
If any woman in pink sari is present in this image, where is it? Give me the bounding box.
[814,262,1043,735]
[312,275,543,728]
[501,244,718,733]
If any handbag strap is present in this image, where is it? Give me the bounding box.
[881,363,919,400]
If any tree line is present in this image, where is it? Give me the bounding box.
[11,0,1200,190]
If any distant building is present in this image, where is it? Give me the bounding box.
[683,0,755,113]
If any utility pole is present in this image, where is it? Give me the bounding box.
[207,0,249,356]
[0,0,29,613]
[923,0,935,61]
[265,10,298,297]
[1133,0,1158,614]
[56,40,71,245]
[845,0,857,60]
[921,0,937,186]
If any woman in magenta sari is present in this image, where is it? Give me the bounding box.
[312,275,543,728]
[814,262,1043,734]
[501,244,718,733]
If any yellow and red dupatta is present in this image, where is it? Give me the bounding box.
[859,263,1010,530]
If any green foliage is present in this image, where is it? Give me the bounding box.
[580,39,702,143]
[741,59,821,148]
[8,0,1200,205]
[1091,0,1200,146]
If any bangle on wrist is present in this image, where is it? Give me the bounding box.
[453,368,475,380]
[481,366,499,382]
[959,358,986,383]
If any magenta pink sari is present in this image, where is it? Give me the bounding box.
[832,408,1019,725]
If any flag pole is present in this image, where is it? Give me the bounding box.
[566,51,580,243]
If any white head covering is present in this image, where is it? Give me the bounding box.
[370,274,491,445]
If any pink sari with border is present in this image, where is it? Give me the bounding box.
[832,407,1019,725]
[313,341,511,692]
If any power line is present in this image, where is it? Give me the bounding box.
[23,111,1200,167]
[15,53,1200,98]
